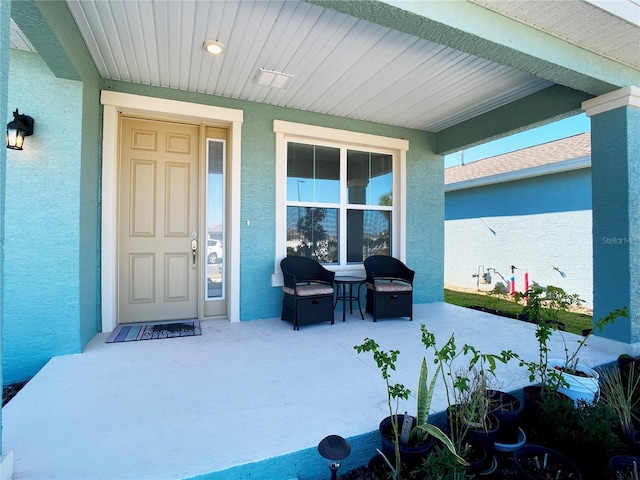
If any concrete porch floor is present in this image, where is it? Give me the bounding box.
[1,303,626,480]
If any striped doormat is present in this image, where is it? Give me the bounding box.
[106,320,201,343]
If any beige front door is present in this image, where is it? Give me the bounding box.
[118,117,200,323]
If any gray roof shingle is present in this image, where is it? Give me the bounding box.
[445,132,591,185]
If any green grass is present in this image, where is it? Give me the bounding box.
[444,288,593,336]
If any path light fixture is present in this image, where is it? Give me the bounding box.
[6,109,34,150]
[318,434,351,480]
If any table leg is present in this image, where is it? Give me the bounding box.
[342,284,346,322]
[357,283,364,319]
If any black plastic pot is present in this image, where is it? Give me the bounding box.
[515,444,582,480]
[464,442,488,477]
[379,415,434,467]
[609,455,640,480]
[447,405,498,471]
[487,389,522,444]
[618,355,640,404]
[521,385,572,421]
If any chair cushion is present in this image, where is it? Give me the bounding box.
[283,284,334,296]
[366,281,412,293]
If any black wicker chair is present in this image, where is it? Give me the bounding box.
[280,256,336,330]
[364,255,414,322]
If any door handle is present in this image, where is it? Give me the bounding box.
[191,238,198,269]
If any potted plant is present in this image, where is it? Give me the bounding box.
[516,285,628,404]
[618,354,640,395]
[514,444,582,480]
[487,388,524,446]
[598,362,640,449]
[429,326,514,473]
[355,334,464,480]
[409,443,472,480]
[609,455,640,480]
[525,390,622,478]
[550,305,628,403]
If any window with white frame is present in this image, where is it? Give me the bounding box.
[274,121,408,272]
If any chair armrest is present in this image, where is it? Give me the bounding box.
[282,270,298,289]
[320,269,336,284]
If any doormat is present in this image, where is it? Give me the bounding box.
[106,320,201,343]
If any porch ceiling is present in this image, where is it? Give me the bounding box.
[11,0,640,134]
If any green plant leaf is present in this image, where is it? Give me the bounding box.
[417,424,468,466]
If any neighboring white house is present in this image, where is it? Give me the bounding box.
[445,133,594,308]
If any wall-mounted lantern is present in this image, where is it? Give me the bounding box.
[6,109,34,150]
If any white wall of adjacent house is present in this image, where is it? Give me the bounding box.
[445,209,593,310]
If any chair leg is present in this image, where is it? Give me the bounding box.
[372,295,377,322]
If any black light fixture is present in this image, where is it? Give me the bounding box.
[318,434,351,480]
[6,109,34,150]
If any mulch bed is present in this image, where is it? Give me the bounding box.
[340,466,370,480]
[2,380,28,407]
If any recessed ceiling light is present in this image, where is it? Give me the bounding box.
[255,68,294,88]
[203,40,225,55]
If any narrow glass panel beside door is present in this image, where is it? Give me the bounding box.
[206,139,225,300]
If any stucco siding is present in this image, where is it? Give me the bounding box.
[591,105,640,343]
[104,80,444,321]
[406,132,443,303]
[445,168,594,307]
[3,49,84,383]
[1,0,11,451]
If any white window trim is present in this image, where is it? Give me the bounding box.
[272,120,408,286]
[100,91,243,332]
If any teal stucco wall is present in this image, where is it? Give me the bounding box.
[104,80,443,321]
[1,0,11,453]
[445,168,594,307]
[591,105,640,343]
[2,50,85,383]
[3,0,102,385]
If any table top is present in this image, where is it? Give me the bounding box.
[334,276,366,283]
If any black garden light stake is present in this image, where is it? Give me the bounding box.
[318,434,351,480]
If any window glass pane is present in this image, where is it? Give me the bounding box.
[347,150,392,206]
[346,209,391,262]
[206,140,225,300]
[287,143,339,203]
[286,206,338,263]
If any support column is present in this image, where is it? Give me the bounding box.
[0,2,14,478]
[583,87,640,344]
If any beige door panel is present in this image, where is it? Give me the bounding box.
[119,117,199,323]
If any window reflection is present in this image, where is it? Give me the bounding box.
[286,206,338,263]
[285,141,394,264]
[207,140,225,300]
[287,143,340,203]
[347,210,391,262]
[347,150,392,206]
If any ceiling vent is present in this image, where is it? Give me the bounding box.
[255,68,294,88]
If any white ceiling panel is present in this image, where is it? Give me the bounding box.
[60,0,635,132]
[470,0,640,70]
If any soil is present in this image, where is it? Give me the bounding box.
[553,365,592,378]
[340,452,522,479]
[515,453,579,479]
[339,451,571,480]
[340,465,370,480]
